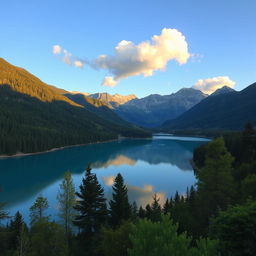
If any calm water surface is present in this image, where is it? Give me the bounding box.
[0,135,209,223]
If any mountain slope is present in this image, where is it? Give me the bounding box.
[88,92,137,108]
[65,93,131,125]
[115,88,207,127]
[0,58,149,155]
[161,82,256,131]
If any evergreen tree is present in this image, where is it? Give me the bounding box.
[29,195,49,224]
[196,137,235,234]
[109,173,131,227]
[9,211,24,250]
[149,194,162,222]
[73,166,108,234]
[57,171,76,235]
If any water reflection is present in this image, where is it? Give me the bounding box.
[0,136,209,221]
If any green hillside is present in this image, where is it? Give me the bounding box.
[161,82,256,132]
[0,58,150,155]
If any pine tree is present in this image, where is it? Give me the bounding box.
[73,166,108,234]
[10,211,24,250]
[57,171,76,235]
[149,194,162,222]
[29,195,49,224]
[109,173,131,227]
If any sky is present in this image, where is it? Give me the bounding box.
[1,0,255,98]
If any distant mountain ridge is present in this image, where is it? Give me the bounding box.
[115,88,207,127]
[161,82,256,131]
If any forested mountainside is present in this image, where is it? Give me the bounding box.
[161,82,256,132]
[0,58,150,155]
[65,93,130,125]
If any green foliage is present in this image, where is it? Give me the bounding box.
[196,137,235,232]
[128,215,219,256]
[109,173,131,227]
[29,219,68,256]
[241,174,256,199]
[29,196,49,224]
[57,172,76,235]
[73,166,108,234]
[99,221,134,256]
[210,200,256,256]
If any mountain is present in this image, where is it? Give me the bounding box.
[64,92,131,125]
[115,88,207,127]
[87,92,137,108]
[210,86,235,97]
[161,82,256,131]
[0,58,149,155]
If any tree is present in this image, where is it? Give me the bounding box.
[148,194,162,222]
[57,172,76,235]
[73,165,108,234]
[73,166,108,255]
[29,195,49,224]
[196,137,235,233]
[29,219,68,256]
[128,215,219,256]
[109,173,131,227]
[0,202,9,223]
[99,221,134,256]
[210,200,256,256]
[9,211,24,250]
[241,174,256,200]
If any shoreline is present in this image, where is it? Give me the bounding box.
[0,138,119,159]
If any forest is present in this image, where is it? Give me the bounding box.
[0,124,256,256]
[0,58,150,156]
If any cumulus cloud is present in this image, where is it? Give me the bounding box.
[94,28,190,86]
[53,45,62,54]
[193,76,235,94]
[52,28,190,86]
[74,60,84,68]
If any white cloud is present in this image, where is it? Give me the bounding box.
[63,50,72,65]
[94,28,190,86]
[193,76,235,94]
[53,45,62,55]
[52,28,190,86]
[102,76,118,87]
[74,60,84,68]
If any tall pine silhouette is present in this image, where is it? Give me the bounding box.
[109,173,131,227]
[73,166,108,234]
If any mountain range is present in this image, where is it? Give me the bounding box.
[0,57,255,155]
[161,83,256,131]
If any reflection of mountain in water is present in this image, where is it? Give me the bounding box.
[0,138,207,207]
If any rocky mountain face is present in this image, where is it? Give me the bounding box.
[87,93,137,108]
[115,88,207,127]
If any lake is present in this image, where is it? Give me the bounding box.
[0,135,210,223]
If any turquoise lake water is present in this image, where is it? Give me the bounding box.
[0,135,209,223]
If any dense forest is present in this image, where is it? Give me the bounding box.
[1,124,256,256]
[0,58,150,155]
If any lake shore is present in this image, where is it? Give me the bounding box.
[0,139,118,159]
[0,136,153,159]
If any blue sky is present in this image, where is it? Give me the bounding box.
[1,0,255,97]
